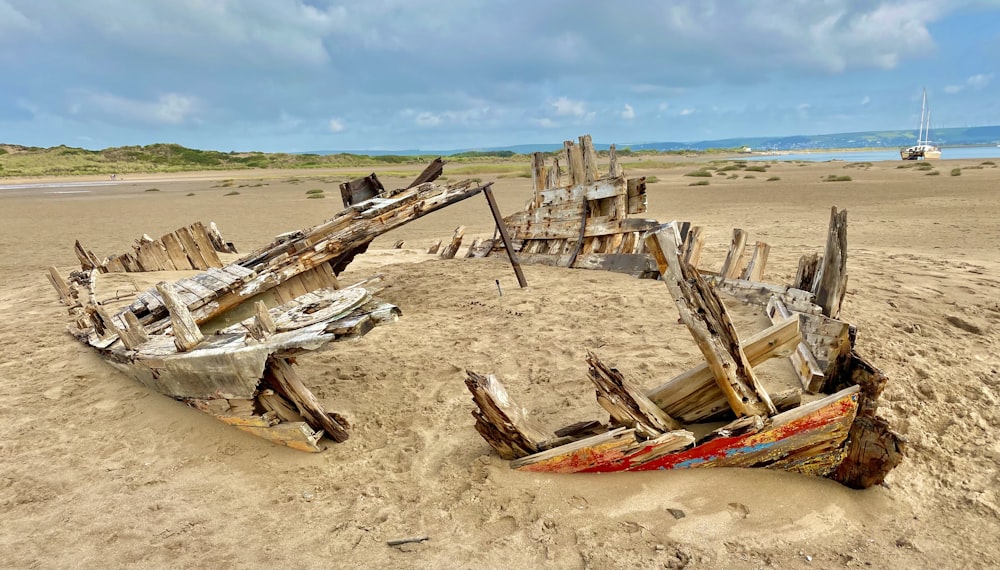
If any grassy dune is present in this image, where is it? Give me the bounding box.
[0,143,735,178]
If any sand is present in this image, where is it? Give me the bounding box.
[2,158,999,568]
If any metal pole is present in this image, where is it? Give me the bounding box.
[481,184,527,288]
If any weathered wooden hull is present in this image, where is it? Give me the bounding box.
[514,387,858,475]
[56,176,488,451]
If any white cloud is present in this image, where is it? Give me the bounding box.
[328,118,344,132]
[861,96,870,105]
[534,118,557,128]
[73,91,199,125]
[944,84,964,94]
[621,104,635,120]
[552,97,587,117]
[415,112,441,127]
[658,102,670,112]
[966,73,993,89]
[679,108,695,116]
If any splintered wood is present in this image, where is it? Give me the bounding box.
[75,221,234,274]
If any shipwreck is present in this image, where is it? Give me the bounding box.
[49,164,495,451]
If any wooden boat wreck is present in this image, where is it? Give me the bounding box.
[463,135,661,277]
[466,210,905,488]
[49,168,492,451]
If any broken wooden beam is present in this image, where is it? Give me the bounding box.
[719,228,749,279]
[440,226,466,260]
[155,281,205,352]
[645,315,801,422]
[767,297,825,393]
[406,157,445,189]
[46,266,73,306]
[740,242,770,281]
[465,370,557,460]
[587,352,683,437]
[482,185,527,288]
[264,356,350,443]
[644,223,776,418]
[815,206,848,319]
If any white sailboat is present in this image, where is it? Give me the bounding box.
[901,88,941,160]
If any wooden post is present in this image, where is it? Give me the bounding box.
[740,242,771,281]
[440,226,466,259]
[482,184,527,288]
[815,206,848,319]
[155,281,204,352]
[719,228,749,279]
[427,239,442,254]
[565,141,585,185]
[118,311,149,350]
[531,152,547,203]
[681,226,704,268]
[644,224,776,417]
[546,157,561,189]
[579,134,599,183]
[608,144,623,178]
[793,252,820,292]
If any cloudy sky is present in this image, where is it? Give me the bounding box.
[2,1,999,152]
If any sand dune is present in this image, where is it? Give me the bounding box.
[1,158,999,568]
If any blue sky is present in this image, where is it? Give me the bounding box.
[2,1,999,152]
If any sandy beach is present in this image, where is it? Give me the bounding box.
[2,157,999,568]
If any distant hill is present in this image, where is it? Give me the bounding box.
[307,125,1000,155]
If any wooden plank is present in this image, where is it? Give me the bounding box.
[175,227,210,270]
[406,157,444,189]
[427,239,442,254]
[531,152,547,199]
[793,252,821,292]
[646,315,801,422]
[815,206,848,319]
[161,232,193,270]
[74,240,97,271]
[740,241,770,281]
[538,178,626,207]
[483,185,527,288]
[46,266,73,305]
[155,281,204,352]
[264,356,349,443]
[546,157,561,189]
[208,221,238,254]
[767,297,825,393]
[645,224,775,417]
[190,222,223,267]
[719,228,749,279]
[587,352,683,436]
[681,225,704,268]
[504,215,656,241]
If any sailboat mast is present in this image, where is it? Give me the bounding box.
[918,89,927,145]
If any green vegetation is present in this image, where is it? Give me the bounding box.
[926,170,940,176]
[823,175,852,182]
[186,192,195,196]
[688,180,710,186]
[727,174,739,179]
[744,175,756,179]
[684,170,712,177]
[716,164,741,172]
[766,176,781,182]
[307,193,325,198]
[144,187,160,192]
[743,165,768,172]
[645,176,659,184]
[982,161,996,166]
[305,189,325,195]
[950,168,962,176]
[224,190,240,196]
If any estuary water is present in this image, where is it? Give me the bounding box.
[746,145,1000,163]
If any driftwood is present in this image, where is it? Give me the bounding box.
[587,352,683,436]
[440,226,466,260]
